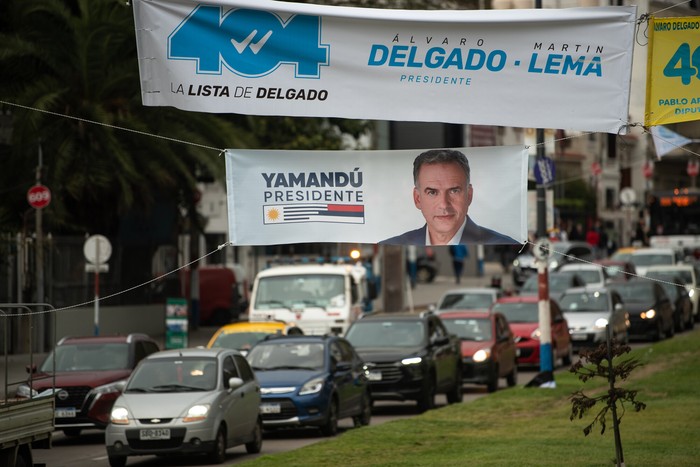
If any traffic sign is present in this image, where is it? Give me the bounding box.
[643,161,654,179]
[591,161,602,176]
[27,184,51,209]
[620,187,636,206]
[83,235,112,265]
[688,160,699,177]
[533,156,555,185]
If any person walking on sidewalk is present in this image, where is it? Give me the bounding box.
[449,244,468,284]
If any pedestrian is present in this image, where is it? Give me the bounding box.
[449,244,468,284]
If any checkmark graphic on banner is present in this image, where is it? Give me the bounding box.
[231,30,272,54]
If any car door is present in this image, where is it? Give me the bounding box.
[609,290,628,337]
[494,314,516,377]
[330,339,361,418]
[428,317,456,391]
[549,301,570,357]
[233,354,260,435]
[219,354,258,440]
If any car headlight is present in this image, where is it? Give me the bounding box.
[530,328,541,340]
[16,384,37,399]
[512,259,520,267]
[299,376,324,395]
[594,318,609,329]
[549,260,559,270]
[183,404,210,423]
[689,289,695,299]
[110,406,131,425]
[93,380,127,395]
[641,309,656,319]
[401,357,422,365]
[473,349,491,363]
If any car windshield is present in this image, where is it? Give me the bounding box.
[559,291,609,312]
[608,283,655,302]
[246,342,325,371]
[645,273,681,300]
[521,272,577,294]
[438,292,494,310]
[491,302,538,323]
[574,270,604,285]
[40,343,129,372]
[345,320,425,348]
[442,318,492,341]
[255,274,345,309]
[211,331,279,351]
[126,357,217,393]
[631,254,674,267]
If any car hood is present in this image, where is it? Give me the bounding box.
[459,340,494,357]
[30,369,131,390]
[353,346,424,363]
[508,322,538,338]
[564,312,609,328]
[255,369,325,387]
[619,301,653,313]
[117,392,220,418]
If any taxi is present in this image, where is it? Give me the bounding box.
[206,320,301,355]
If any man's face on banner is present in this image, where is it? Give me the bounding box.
[413,161,473,244]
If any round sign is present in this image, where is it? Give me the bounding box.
[83,235,112,264]
[533,238,552,261]
[620,187,636,206]
[591,161,602,176]
[27,184,51,209]
[643,161,654,179]
[688,160,699,177]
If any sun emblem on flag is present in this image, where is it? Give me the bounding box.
[266,207,281,222]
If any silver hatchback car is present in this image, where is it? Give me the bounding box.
[105,347,262,467]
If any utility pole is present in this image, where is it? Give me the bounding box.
[35,143,45,352]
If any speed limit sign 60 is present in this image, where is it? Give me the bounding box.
[27,184,51,209]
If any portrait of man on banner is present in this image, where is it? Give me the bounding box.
[380,149,519,246]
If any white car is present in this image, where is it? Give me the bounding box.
[433,287,503,312]
[558,263,609,289]
[644,264,699,324]
[559,287,630,349]
[105,348,262,467]
[629,247,680,276]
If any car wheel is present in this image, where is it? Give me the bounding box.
[446,365,463,404]
[687,312,695,330]
[486,364,499,393]
[416,376,436,413]
[108,456,127,467]
[667,318,675,338]
[506,361,518,387]
[208,426,227,464]
[562,342,573,366]
[353,390,372,427]
[63,428,82,437]
[245,417,263,454]
[320,399,339,437]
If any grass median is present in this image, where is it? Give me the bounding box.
[240,328,700,466]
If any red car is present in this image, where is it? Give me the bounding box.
[439,310,518,392]
[17,334,160,437]
[491,296,573,368]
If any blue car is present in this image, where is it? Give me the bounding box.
[246,335,371,436]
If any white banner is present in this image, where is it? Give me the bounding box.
[133,0,637,133]
[225,146,528,246]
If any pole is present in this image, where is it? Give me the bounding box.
[537,259,553,378]
[94,239,100,336]
[607,324,625,466]
[35,143,45,352]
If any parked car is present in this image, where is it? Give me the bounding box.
[557,263,609,288]
[17,333,160,437]
[594,259,636,283]
[641,264,699,322]
[105,347,262,467]
[491,296,573,368]
[245,334,371,436]
[511,241,594,286]
[433,287,503,312]
[608,278,675,341]
[642,269,694,333]
[206,320,303,355]
[558,287,630,350]
[439,311,518,392]
[629,247,679,276]
[344,311,462,412]
[518,271,586,300]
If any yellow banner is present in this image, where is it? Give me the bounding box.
[646,16,700,126]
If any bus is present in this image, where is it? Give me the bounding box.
[647,187,700,255]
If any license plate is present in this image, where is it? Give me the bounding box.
[571,334,588,341]
[260,403,281,414]
[140,428,171,440]
[55,408,76,418]
[367,370,382,381]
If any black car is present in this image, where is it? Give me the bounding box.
[643,270,694,333]
[608,279,675,341]
[246,334,371,436]
[344,311,462,413]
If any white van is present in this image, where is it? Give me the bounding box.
[248,262,375,336]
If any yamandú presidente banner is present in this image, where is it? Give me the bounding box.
[224,146,528,246]
[645,16,700,126]
[133,0,637,133]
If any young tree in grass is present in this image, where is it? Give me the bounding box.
[569,338,646,467]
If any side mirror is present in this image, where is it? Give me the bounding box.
[431,335,449,346]
[228,377,244,390]
[614,303,624,311]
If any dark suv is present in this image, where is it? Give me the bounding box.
[17,333,160,437]
[344,311,462,412]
